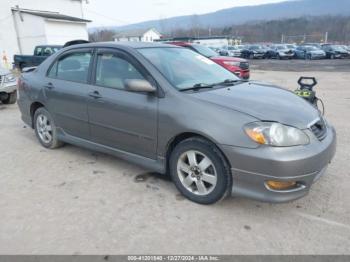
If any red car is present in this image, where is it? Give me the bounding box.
[168,42,250,79]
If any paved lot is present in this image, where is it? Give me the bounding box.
[0,69,350,255]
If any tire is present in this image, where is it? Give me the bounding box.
[169,137,232,205]
[1,91,17,104]
[34,107,64,149]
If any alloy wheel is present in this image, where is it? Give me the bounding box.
[36,114,53,144]
[176,150,217,196]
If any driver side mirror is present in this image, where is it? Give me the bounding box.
[124,79,157,93]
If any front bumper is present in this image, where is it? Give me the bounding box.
[0,82,17,94]
[221,126,337,203]
[253,53,265,58]
[311,54,326,59]
[280,53,294,58]
[239,70,250,80]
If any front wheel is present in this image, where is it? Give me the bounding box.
[1,91,17,104]
[34,107,64,149]
[169,137,232,205]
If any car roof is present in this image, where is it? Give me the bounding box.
[167,41,193,47]
[62,41,175,50]
[37,45,62,48]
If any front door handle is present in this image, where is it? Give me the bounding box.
[45,82,54,90]
[89,91,102,99]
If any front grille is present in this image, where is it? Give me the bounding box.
[240,62,249,70]
[310,118,327,141]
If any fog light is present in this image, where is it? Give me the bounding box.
[266,180,297,191]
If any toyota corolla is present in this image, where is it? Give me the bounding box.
[17,42,336,205]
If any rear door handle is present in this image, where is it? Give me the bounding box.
[45,82,54,90]
[89,91,102,99]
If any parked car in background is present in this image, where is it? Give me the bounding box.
[13,45,62,71]
[217,47,229,56]
[303,43,322,49]
[285,44,297,52]
[169,42,250,79]
[339,45,350,55]
[227,46,243,57]
[265,44,295,59]
[17,42,336,204]
[241,45,267,59]
[294,45,326,60]
[321,44,349,59]
[0,66,17,104]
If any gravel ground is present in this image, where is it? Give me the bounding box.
[0,70,349,255]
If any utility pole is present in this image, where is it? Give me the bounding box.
[281,34,284,44]
[325,32,328,44]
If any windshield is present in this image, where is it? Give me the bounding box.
[139,47,240,90]
[191,44,219,58]
[305,46,318,51]
[333,45,346,51]
[276,46,286,50]
[249,45,262,50]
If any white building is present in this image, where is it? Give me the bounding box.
[114,28,162,43]
[0,0,91,66]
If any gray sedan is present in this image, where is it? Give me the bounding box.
[17,42,336,205]
[295,46,326,60]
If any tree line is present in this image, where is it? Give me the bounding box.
[89,15,350,44]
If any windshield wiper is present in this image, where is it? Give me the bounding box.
[180,79,246,92]
[180,83,216,92]
[220,79,245,85]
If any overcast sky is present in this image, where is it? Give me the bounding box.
[83,0,288,27]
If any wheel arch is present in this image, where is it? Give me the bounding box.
[30,101,45,128]
[164,132,231,174]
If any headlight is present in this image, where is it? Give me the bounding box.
[4,74,16,83]
[223,61,241,67]
[244,122,310,147]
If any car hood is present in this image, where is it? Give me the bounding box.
[190,81,320,129]
[210,56,246,62]
[279,49,294,53]
[251,50,266,53]
[0,66,10,76]
[309,50,325,55]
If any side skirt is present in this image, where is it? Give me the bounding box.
[57,129,166,174]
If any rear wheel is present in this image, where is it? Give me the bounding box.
[34,107,64,149]
[1,91,17,104]
[169,137,232,205]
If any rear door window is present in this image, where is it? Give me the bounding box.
[48,51,92,83]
